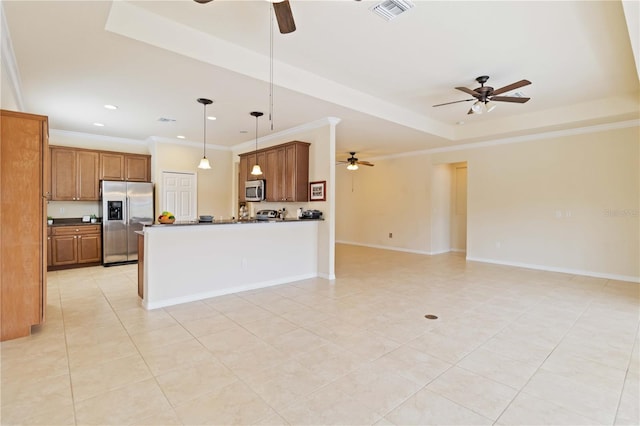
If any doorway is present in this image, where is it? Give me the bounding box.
[161,171,197,222]
[451,163,467,252]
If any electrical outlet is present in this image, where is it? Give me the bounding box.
[59,207,64,214]
[389,232,393,238]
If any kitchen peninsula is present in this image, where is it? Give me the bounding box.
[139,219,322,309]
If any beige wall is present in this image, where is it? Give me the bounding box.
[336,124,640,281]
[336,154,433,253]
[151,141,232,220]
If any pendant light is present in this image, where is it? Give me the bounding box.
[250,111,264,176]
[197,98,213,169]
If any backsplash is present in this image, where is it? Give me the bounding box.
[47,201,99,219]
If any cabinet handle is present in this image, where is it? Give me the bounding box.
[73,236,77,239]
[78,236,82,239]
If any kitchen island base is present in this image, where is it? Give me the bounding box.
[141,220,320,309]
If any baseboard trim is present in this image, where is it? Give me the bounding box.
[466,256,640,283]
[336,240,443,256]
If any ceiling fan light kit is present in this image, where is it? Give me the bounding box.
[433,75,531,115]
[339,152,375,170]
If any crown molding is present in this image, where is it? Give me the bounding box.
[369,119,640,162]
[149,136,230,151]
[232,117,341,154]
[50,129,148,146]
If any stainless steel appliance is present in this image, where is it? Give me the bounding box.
[256,209,278,220]
[245,179,265,202]
[301,209,323,219]
[100,181,154,265]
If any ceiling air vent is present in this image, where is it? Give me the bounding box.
[157,117,176,122]
[371,0,415,21]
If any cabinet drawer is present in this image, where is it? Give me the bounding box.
[52,225,101,235]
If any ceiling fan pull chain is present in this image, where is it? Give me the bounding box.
[269,6,274,131]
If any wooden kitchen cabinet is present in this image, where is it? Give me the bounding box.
[47,227,53,267]
[99,152,125,180]
[51,147,99,200]
[99,152,150,182]
[125,154,151,182]
[50,225,101,267]
[238,155,249,202]
[238,141,310,202]
[1,109,48,341]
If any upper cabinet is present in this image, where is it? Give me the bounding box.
[238,141,310,202]
[51,147,99,201]
[51,146,151,201]
[124,154,151,182]
[99,152,151,182]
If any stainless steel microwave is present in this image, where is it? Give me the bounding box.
[245,179,265,201]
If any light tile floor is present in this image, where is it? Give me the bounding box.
[1,244,638,425]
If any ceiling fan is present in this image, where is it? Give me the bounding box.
[194,0,296,34]
[337,152,374,170]
[433,76,531,115]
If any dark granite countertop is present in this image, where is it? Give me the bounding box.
[48,217,101,227]
[148,218,323,227]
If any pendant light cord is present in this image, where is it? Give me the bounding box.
[255,114,259,153]
[203,102,207,157]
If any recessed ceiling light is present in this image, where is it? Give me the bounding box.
[207,116,217,121]
[240,130,249,134]
[456,121,465,125]
[177,135,186,139]
[93,122,105,127]
[104,104,118,110]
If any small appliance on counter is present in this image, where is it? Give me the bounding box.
[199,215,213,223]
[255,209,278,221]
[301,209,323,219]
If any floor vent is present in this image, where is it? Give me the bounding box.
[371,0,415,21]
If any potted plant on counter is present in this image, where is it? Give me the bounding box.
[90,214,97,224]
[47,216,53,225]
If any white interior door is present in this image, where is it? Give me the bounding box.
[162,171,197,222]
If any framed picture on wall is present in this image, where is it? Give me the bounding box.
[310,181,326,201]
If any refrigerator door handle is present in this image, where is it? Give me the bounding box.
[125,196,129,226]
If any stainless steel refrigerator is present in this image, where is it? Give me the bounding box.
[100,181,154,265]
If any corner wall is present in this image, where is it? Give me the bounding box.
[336,124,640,281]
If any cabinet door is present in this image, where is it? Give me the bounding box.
[51,148,76,200]
[100,153,125,181]
[283,144,297,201]
[125,155,150,182]
[51,235,78,265]
[47,236,52,267]
[238,156,248,202]
[76,151,99,200]
[288,143,309,202]
[77,234,101,263]
[265,149,281,202]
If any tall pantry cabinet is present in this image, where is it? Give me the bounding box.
[0,110,48,341]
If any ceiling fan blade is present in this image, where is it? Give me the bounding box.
[193,0,214,3]
[455,87,479,97]
[432,98,475,107]
[491,79,531,96]
[357,161,374,167]
[273,1,296,34]
[490,96,530,103]
[467,108,474,115]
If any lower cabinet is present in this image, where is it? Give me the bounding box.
[50,225,102,268]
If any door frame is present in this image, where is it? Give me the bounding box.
[160,170,197,221]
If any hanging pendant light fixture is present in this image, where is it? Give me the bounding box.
[197,98,213,169]
[250,111,264,176]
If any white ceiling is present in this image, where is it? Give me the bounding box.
[2,0,638,161]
